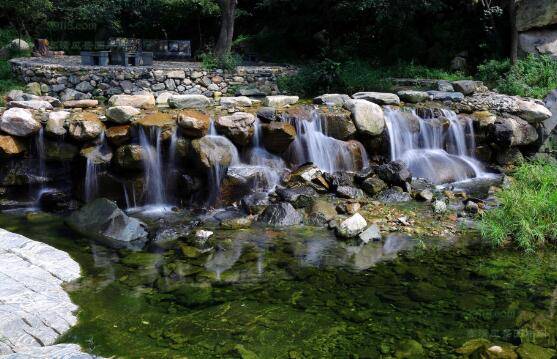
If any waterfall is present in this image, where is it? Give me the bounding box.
[138,127,167,208]
[35,128,46,180]
[384,108,486,184]
[84,132,107,202]
[286,109,369,173]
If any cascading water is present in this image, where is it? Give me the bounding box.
[84,132,107,202]
[384,108,486,184]
[286,109,369,173]
[138,127,167,208]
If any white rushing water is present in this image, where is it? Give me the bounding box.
[84,131,107,202]
[286,108,369,173]
[385,108,487,184]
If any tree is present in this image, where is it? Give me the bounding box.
[214,0,237,57]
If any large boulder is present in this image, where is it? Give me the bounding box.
[313,94,351,106]
[68,112,104,142]
[352,92,400,106]
[66,198,148,250]
[106,125,131,146]
[336,213,367,238]
[136,112,176,141]
[106,106,141,124]
[8,100,53,111]
[45,111,70,137]
[191,136,238,170]
[168,94,211,109]
[516,0,557,32]
[220,96,253,108]
[62,99,99,109]
[427,91,464,102]
[0,108,40,137]
[177,110,211,138]
[452,80,483,95]
[489,116,539,147]
[258,202,303,226]
[0,135,25,157]
[215,112,256,146]
[397,90,430,104]
[108,93,156,109]
[114,144,144,170]
[519,29,557,58]
[261,121,297,154]
[263,95,299,107]
[343,99,385,136]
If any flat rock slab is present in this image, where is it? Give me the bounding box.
[0,228,93,357]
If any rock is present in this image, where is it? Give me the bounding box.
[241,192,270,215]
[519,29,557,58]
[263,95,299,107]
[108,93,156,109]
[344,99,385,136]
[5,90,24,101]
[416,189,433,202]
[68,112,104,142]
[427,91,464,102]
[136,112,176,140]
[489,116,539,147]
[215,112,256,146]
[8,100,53,111]
[220,96,253,108]
[66,198,148,250]
[437,80,454,92]
[313,94,351,106]
[155,91,174,107]
[25,82,42,96]
[114,144,144,170]
[177,110,210,138]
[0,135,25,157]
[397,90,430,103]
[455,339,491,357]
[191,136,238,169]
[236,87,266,97]
[359,224,381,243]
[39,191,76,212]
[60,88,88,102]
[0,108,40,137]
[168,94,211,109]
[62,99,99,109]
[516,343,555,359]
[256,107,277,122]
[195,229,214,241]
[360,176,388,196]
[377,161,411,187]
[452,80,482,95]
[106,125,131,146]
[259,202,303,226]
[516,98,552,123]
[106,106,141,124]
[394,339,425,359]
[462,92,521,113]
[2,344,95,358]
[0,228,83,356]
[289,163,329,190]
[308,199,337,225]
[516,0,557,32]
[432,200,447,213]
[80,145,113,165]
[7,38,30,51]
[496,147,524,166]
[336,186,364,199]
[336,213,367,238]
[276,186,317,208]
[220,216,253,230]
[75,81,94,93]
[319,110,357,140]
[352,92,400,106]
[376,187,412,203]
[261,121,297,153]
[45,141,79,161]
[465,201,479,214]
[45,111,70,137]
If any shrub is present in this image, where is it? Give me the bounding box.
[477,55,557,99]
[480,160,557,252]
[199,51,242,72]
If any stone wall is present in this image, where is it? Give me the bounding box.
[10,57,296,102]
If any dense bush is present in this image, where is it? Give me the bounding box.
[278,60,465,98]
[477,55,557,99]
[480,160,557,252]
[0,29,26,105]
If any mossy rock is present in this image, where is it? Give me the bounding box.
[455,338,491,357]
[407,282,450,303]
[120,252,161,268]
[172,282,213,307]
[394,339,425,358]
[516,343,555,359]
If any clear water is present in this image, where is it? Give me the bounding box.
[1,211,557,358]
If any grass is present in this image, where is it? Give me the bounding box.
[480,160,557,252]
[477,54,557,99]
[0,28,28,106]
[278,60,466,98]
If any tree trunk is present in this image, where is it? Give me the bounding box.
[214,0,237,58]
[509,0,518,64]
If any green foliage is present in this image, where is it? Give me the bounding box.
[480,160,557,252]
[278,60,466,97]
[477,55,557,99]
[199,51,242,71]
[0,29,26,106]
